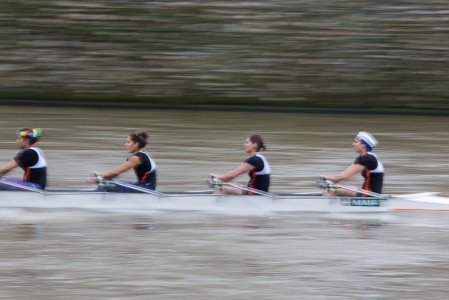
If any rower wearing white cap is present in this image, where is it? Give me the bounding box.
[320,131,384,196]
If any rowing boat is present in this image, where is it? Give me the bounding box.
[1,190,448,213]
[1,177,448,213]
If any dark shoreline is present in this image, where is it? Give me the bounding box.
[1,99,448,116]
[2,1,449,116]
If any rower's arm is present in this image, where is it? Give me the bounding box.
[0,159,18,176]
[213,163,254,182]
[97,156,141,180]
[322,163,364,183]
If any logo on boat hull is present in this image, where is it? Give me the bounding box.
[340,197,382,207]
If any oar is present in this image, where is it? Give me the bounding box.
[224,182,279,198]
[331,184,390,199]
[0,178,45,194]
[106,179,166,196]
[208,177,278,198]
[319,179,391,199]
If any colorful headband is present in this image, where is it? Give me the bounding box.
[17,128,42,139]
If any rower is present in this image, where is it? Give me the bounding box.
[0,128,48,190]
[210,134,271,195]
[88,131,157,193]
[319,131,384,197]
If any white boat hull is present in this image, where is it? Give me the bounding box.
[1,191,448,213]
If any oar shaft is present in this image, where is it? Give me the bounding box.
[0,178,44,193]
[222,182,277,198]
[330,184,389,199]
[318,178,389,199]
[209,176,277,198]
[108,180,165,196]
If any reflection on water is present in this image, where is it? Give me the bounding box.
[1,105,449,299]
[1,211,449,299]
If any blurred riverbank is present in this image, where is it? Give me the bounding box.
[2,99,449,116]
[1,1,448,111]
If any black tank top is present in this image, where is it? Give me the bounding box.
[130,151,157,189]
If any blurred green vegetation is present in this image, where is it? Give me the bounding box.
[0,0,448,110]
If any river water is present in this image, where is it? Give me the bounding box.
[0,105,448,299]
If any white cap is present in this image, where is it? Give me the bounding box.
[356,131,378,148]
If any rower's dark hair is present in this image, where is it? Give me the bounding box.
[129,131,148,149]
[248,134,266,151]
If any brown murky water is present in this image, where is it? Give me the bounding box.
[0,105,448,299]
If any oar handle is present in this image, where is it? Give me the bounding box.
[316,178,334,189]
[86,172,105,184]
[208,176,277,198]
[316,177,389,199]
[207,176,223,189]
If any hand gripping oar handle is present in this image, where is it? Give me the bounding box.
[208,176,278,198]
[95,176,165,196]
[318,178,390,199]
[0,177,45,194]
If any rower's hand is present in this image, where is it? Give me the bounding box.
[317,177,334,188]
[87,171,102,184]
[207,175,223,190]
